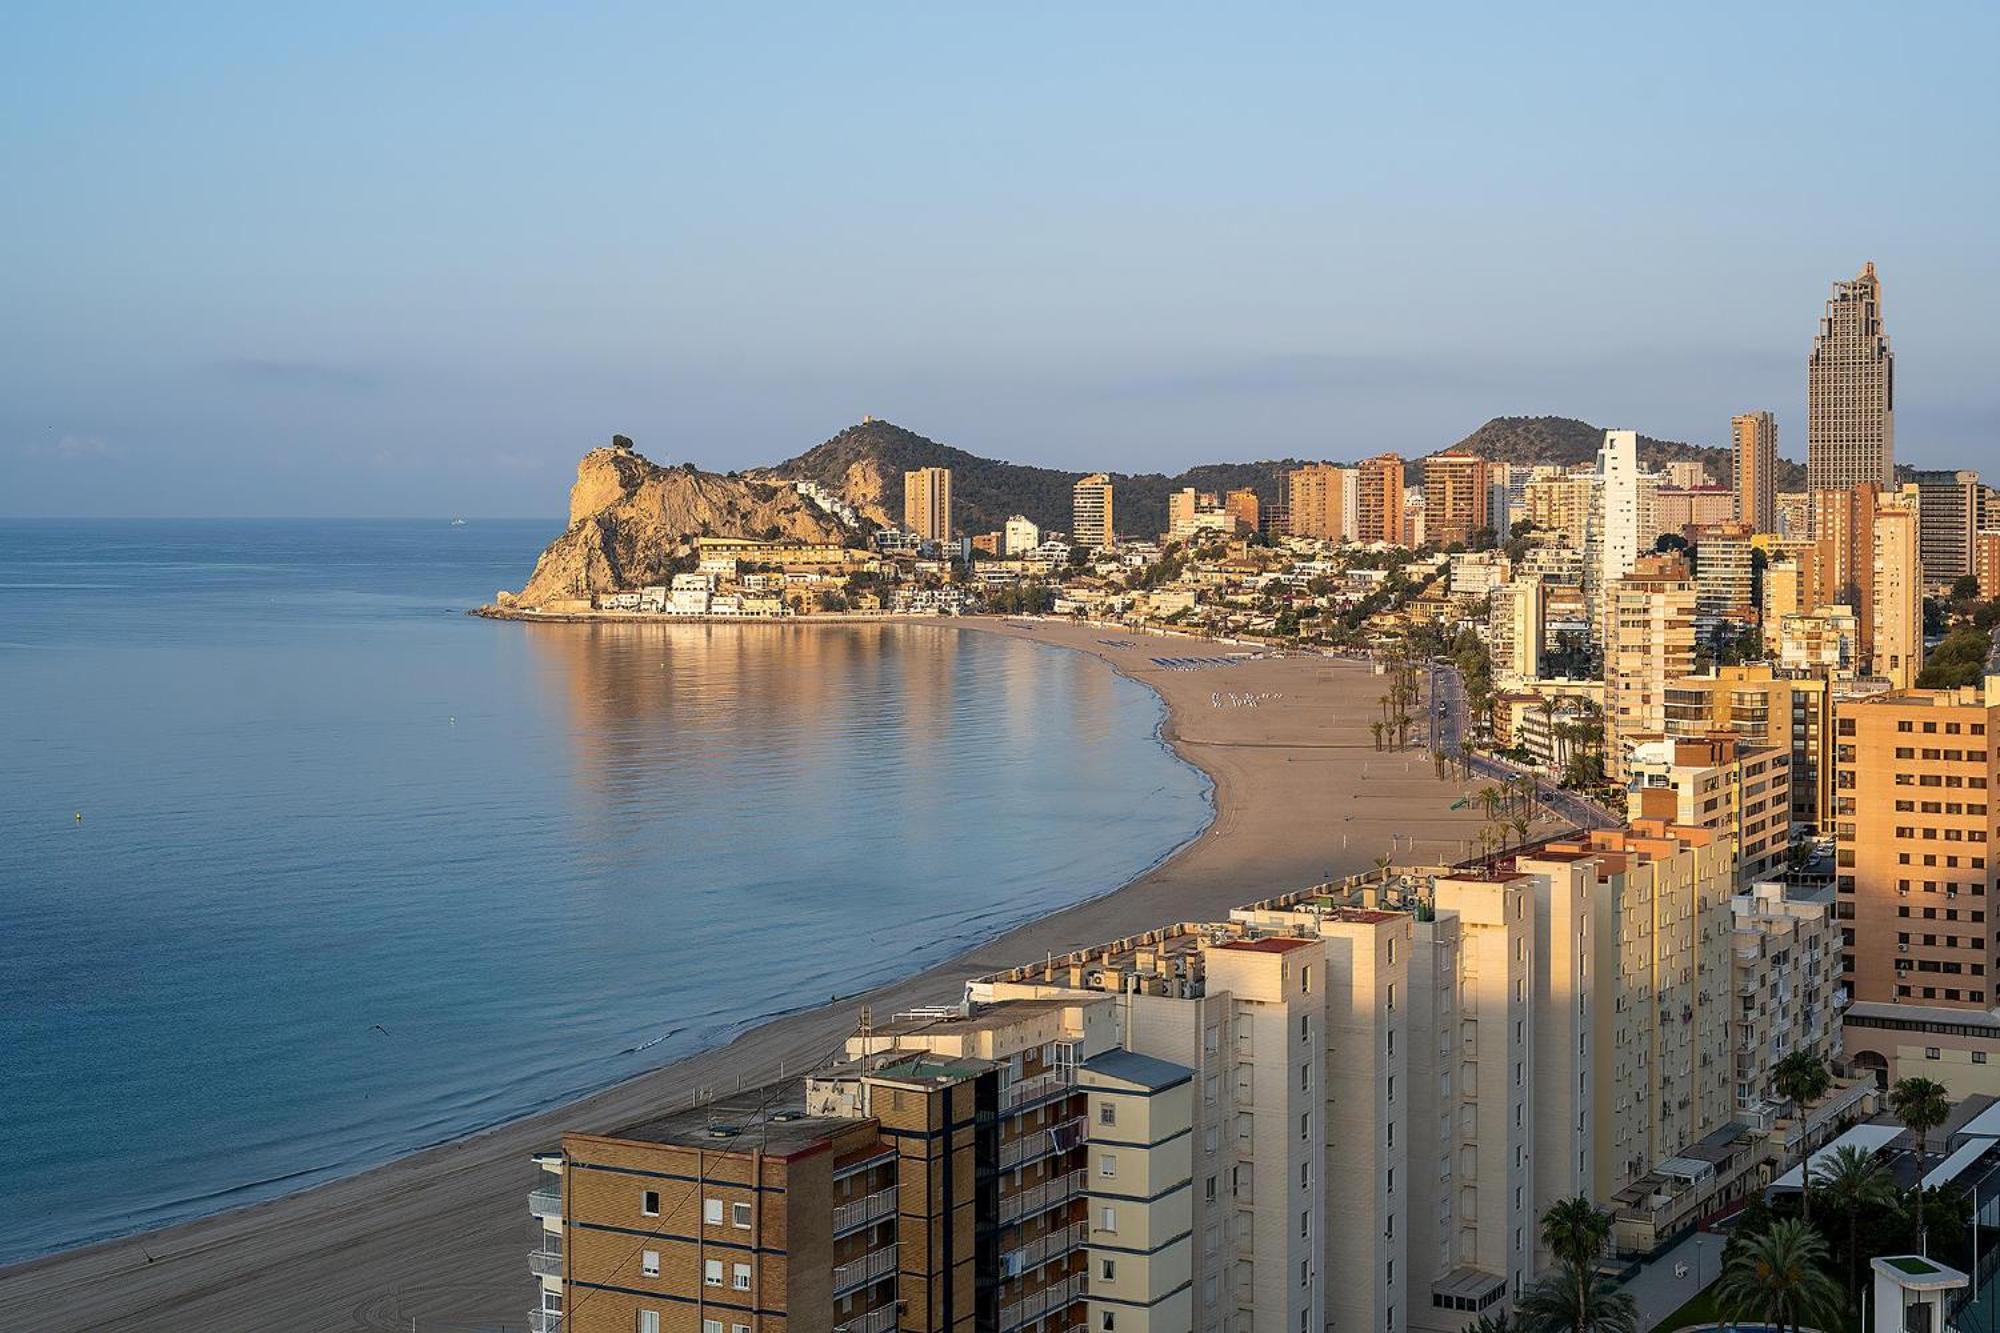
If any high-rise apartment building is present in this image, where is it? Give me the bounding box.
[1421,452,1490,548]
[1627,735,1792,885]
[1731,412,1778,533]
[1604,555,1698,780]
[1760,553,1827,653]
[1488,576,1545,685]
[1285,465,1352,541]
[1836,680,2000,1086]
[1910,469,1981,591]
[1072,475,1115,550]
[1693,524,1757,637]
[1978,532,2000,600]
[1807,262,1895,493]
[1778,605,1862,679]
[1004,516,1042,557]
[1356,455,1407,546]
[1663,664,1835,833]
[1588,432,1644,640]
[1523,470,1595,550]
[904,467,954,542]
[1871,492,1923,690]
[1731,882,1844,1113]
[1653,487,1736,540]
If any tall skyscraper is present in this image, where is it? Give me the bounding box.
[1605,553,1697,780]
[902,466,953,542]
[1588,430,1643,636]
[1071,473,1114,549]
[1807,262,1895,493]
[1731,411,1778,532]
[1355,454,1406,545]
[1420,451,1490,547]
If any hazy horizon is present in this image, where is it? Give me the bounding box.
[6,3,1997,518]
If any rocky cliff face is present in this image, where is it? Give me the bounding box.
[505,441,851,608]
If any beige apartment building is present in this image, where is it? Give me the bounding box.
[1910,469,1980,590]
[1778,605,1861,679]
[904,468,954,542]
[1223,489,1261,536]
[1522,471,1594,550]
[1626,735,1792,886]
[1286,465,1354,542]
[1653,487,1735,540]
[1760,553,1827,651]
[1731,412,1778,533]
[1422,452,1490,548]
[1357,455,1407,546]
[1662,664,1834,833]
[1806,261,1895,493]
[1487,576,1544,686]
[1870,492,1923,690]
[1605,555,1698,781]
[1073,475,1115,550]
[1978,532,2000,601]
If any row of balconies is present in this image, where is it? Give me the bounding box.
[1002,1221,1088,1278]
[833,1186,899,1238]
[833,1243,899,1297]
[1000,1116,1086,1171]
[999,1273,1085,1333]
[999,1170,1087,1226]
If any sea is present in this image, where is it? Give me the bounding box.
[0,519,1212,1266]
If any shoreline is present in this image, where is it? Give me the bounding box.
[1,617,1502,1332]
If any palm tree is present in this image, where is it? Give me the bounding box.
[1810,1144,1896,1296]
[1712,1217,1843,1333]
[1512,1266,1637,1333]
[1771,1050,1833,1220]
[1508,811,1531,851]
[1465,1312,1515,1333]
[1370,720,1385,751]
[1888,1076,1952,1165]
[1478,785,1505,822]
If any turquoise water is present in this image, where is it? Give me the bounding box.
[0,520,1211,1264]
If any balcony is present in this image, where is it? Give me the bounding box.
[834,1187,898,1238]
[835,1307,898,1333]
[833,1243,898,1297]
[999,1170,1086,1226]
[1003,1222,1087,1278]
[1000,1273,1085,1333]
[528,1242,563,1279]
[529,1312,562,1333]
[529,1183,562,1219]
[1002,1068,1077,1114]
[1000,1117,1086,1171]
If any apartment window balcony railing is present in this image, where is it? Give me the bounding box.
[833,1243,899,1297]
[1002,1222,1088,1278]
[834,1307,898,1333]
[1002,1068,1077,1114]
[529,1312,562,1333]
[529,1182,562,1218]
[1000,1117,1086,1171]
[834,1187,898,1238]
[999,1274,1085,1333]
[999,1170,1087,1226]
[528,1242,563,1279]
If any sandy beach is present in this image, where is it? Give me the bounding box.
[3,619,1519,1332]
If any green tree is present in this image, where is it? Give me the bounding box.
[1771,1050,1833,1220]
[1809,1144,1896,1297]
[1888,1076,1952,1164]
[1712,1217,1843,1333]
[1952,573,1983,602]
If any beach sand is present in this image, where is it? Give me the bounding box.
[3,619,1519,1332]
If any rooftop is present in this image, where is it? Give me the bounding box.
[594,1090,855,1158]
[1083,1049,1192,1090]
[1216,936,1316,954]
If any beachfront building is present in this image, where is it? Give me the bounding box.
[1073,475,1116,550]
[1588,432,1644,632]
[1004,516,1042,557]
[1356,455,1406,547]
[1286,464,1355,542]
[1487,576,1544,686]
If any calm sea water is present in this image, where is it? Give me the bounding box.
[0,520,1210,1265]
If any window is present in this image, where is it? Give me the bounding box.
[1300,1014,1311,1042]
[1300,1259,1310,1287]
[1099,1102,1117,1127]
[1299,1065,1311,1092]
[1299,1111,1311,1141]
[643,1190,661,1217]
[733,1202,752,1228]
[1101,1258,1117,1282]
[1387,1075,1396,1104]
[1100,1154,1118,1177]
[733,1263,751,1291]
[1301,964,1313,994]
[703,1321,722,1333]
[705,1259,724,1287]
[1101,1206,1118,1233]
[704,1198,724,1225]
[1387,982,1397,1012]
[1300,1210,1311,1239]
[1205,1174,1218,1202]
[641,1314,662,1333]
[1928,1047,1942,1060]
[1102,1313,1116,1332]
[734,1324,751,1333]
[1978,1052,1991,1064]
[642,1250,660,1277]
[1301,1161,1312,1189]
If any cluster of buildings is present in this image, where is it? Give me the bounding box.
[527,818,1867,1333]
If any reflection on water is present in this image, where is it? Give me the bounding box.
[0,521,1209,1263]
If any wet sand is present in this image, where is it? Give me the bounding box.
[3,619,1511,1332]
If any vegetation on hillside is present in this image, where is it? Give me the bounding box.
[1448,414,1809,491]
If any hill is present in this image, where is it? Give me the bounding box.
[506,437,850,607]
[1446,415,1808,491]
[757,419,1307,538]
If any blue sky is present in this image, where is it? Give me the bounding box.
[4,2,1997,516]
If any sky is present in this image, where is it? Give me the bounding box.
[4,2,1998,517]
